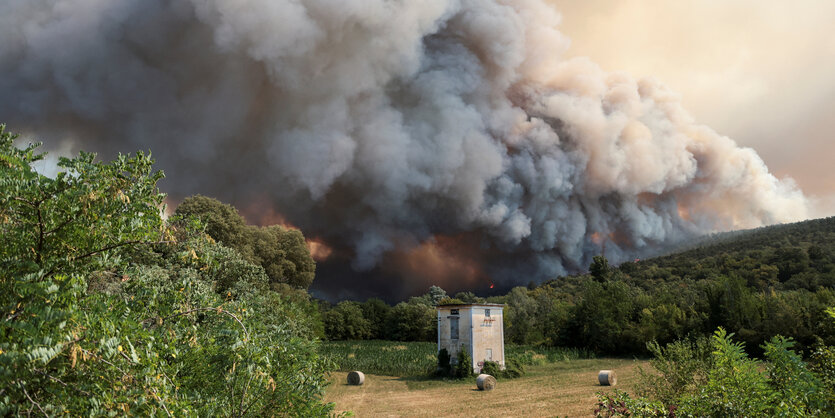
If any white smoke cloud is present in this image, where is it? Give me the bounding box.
[0,0,809,295]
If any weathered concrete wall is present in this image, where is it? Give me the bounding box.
[470,307,504,372]
[437,307,471,361]
[437,305,504,373]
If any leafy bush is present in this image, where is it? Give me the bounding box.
[0,126,334,416]
[455,346,474,378]
[636,337,712,407]
[436,348,452,377]
[810,342,835,405]
[594,389,669,418]
[480,360,501,377]
[608,327,835,417]
[682,328,775,416]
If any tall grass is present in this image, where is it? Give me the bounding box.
[506,345,595,366]
[320,340,593,377]
[321,340,437,376]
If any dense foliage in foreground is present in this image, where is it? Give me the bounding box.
[595,319,835,417]
[0,126,333,416]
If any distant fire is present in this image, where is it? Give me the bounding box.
[241,199,332,261]
[489,283,494,289]
[677,204,692,221]
[380,234,490,293]
[307,239,333,262]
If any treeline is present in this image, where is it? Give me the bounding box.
[322,216,835,358]
[0,126,333,415]
[321,286,449,341]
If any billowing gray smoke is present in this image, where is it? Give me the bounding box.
[1,0,808,299]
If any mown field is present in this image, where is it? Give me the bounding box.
[320,340,617,416]
[325,358,645,417]
[320,340,594,377]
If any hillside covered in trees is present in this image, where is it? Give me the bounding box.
[321,216,835,357]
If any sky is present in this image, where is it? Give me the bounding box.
[554,0,835,216]
[4,0,833,299]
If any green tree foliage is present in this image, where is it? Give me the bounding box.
[360,298,391,339]
[385,301,436,342]
[427,285,448,305]
[635,337,712,408]
[0,126,165,279]
[454,345,473,378]
[324,301,372,340]
[175,195,316,289]
[321,287,440,342]
[0,126,333,416]
[590,255,610,283]
[599,329,834,417]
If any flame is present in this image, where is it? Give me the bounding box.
[384,234,489,292]
[677,203,692,221]
[489,283,494,289]
[590,232,603,245]
[239,198,332,262]
[307,239,332,262]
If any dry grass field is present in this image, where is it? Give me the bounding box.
[325,358,647,417]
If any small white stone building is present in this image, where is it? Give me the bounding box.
[436,303,505,373]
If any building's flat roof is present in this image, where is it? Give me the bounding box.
[436,303,504,308]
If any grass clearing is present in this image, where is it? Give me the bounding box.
[325,358,646,417]
[320,340,594,377]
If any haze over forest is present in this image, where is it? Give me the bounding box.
[3,0,831,300]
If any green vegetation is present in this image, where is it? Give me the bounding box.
[175,195,316,290]
[485,216,835,356]
[321,340,590,378]
[453,346,474,379]
[595,326,835,417]
[321,340,437,377]
[0,125,332,416]
[322,286,441,342]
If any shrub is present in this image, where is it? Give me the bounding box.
[480,360,501,377]
[455,346,473,378]
[436,348,452,377]
[593,389,669,418]
[0,128,334,416]
[636,337,712,408]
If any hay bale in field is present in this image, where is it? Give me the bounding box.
[476,373,497,391]
[347,371,365,385]
[598,370,616,386]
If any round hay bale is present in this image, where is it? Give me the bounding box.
[347,371,365,386]
[598,370,617,386]
[476,374,497,391]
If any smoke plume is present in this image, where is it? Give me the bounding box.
[1,0,809,300]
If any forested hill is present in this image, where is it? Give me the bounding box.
[616,216,835,291]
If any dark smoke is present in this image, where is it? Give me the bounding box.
[1,0,808,300]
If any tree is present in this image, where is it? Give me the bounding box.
[0,125,334,416]
[428,285,448,305]
[385,301,436,341]
[361,298,391,339]
[590,255,610,283]
[175,195,316,289]
[324,301,372,340]
[174,194,249,252]
[0,126,166,279]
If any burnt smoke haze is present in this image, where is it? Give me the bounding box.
[1,0,809,301]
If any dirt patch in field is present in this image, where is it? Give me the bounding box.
[325,358,646,417]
